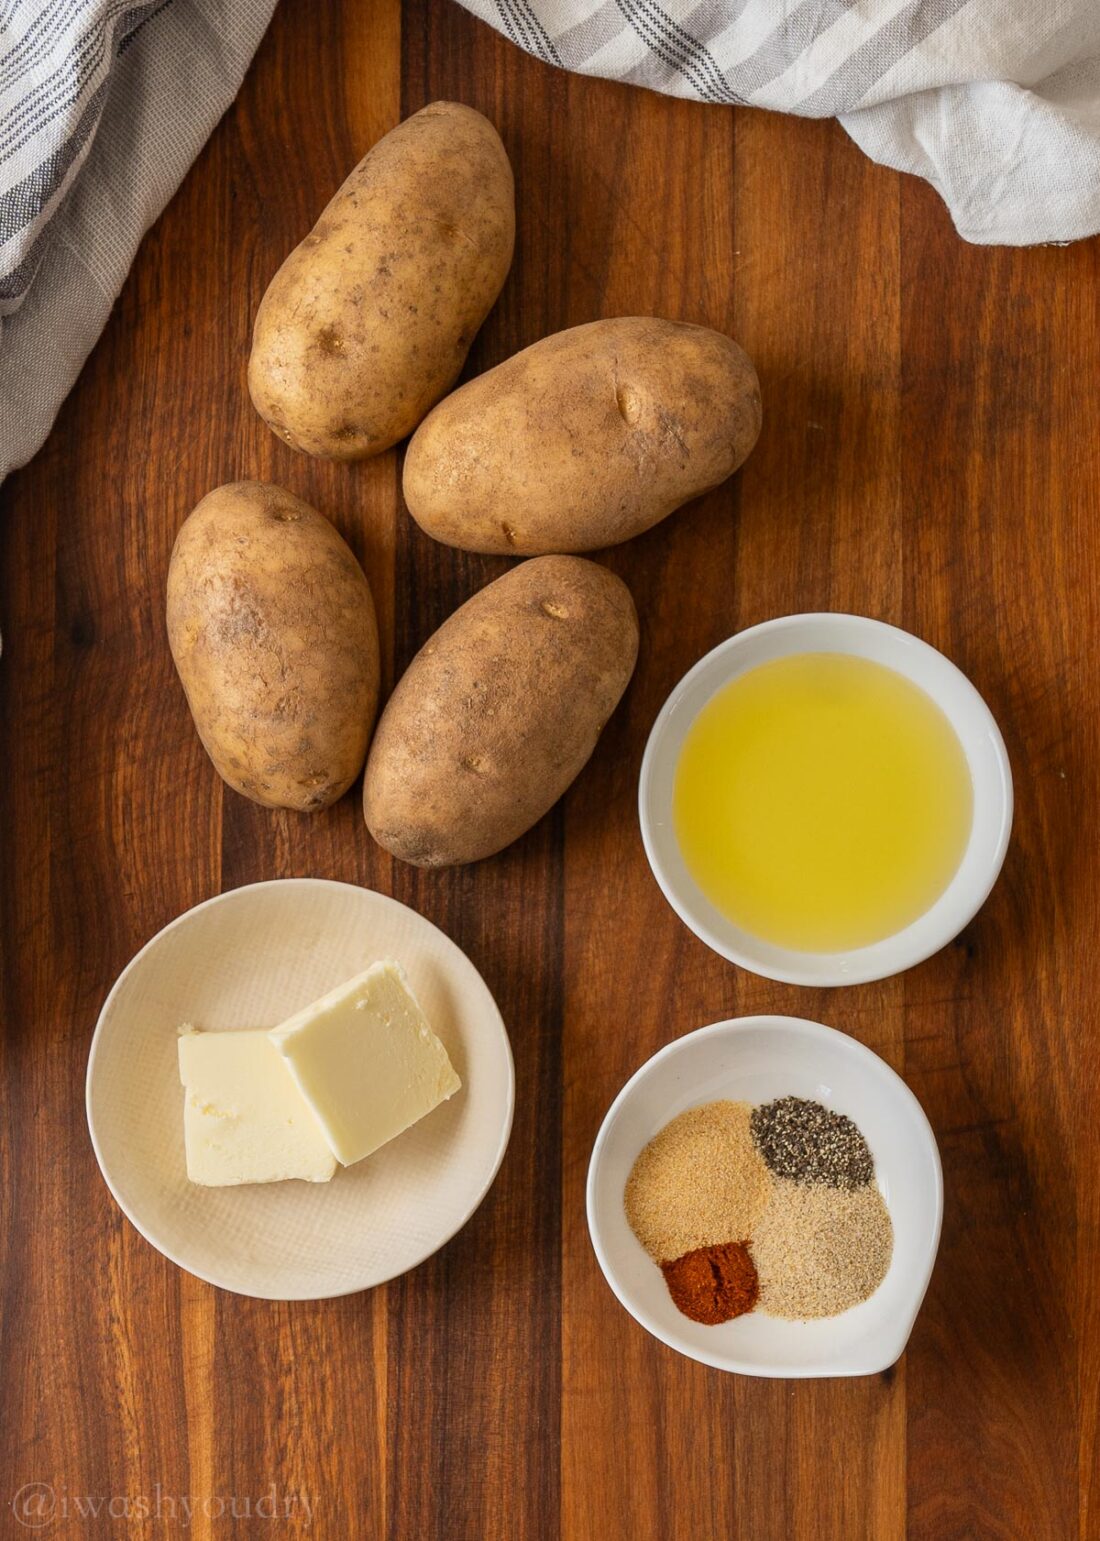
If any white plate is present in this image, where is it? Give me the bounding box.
[86,879,514,1299]
[587,1015,942,1377]
[639,612,1013,985]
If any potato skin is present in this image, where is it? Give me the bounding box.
[403,317,762,554]
[167,482,380,812]
[248,102,514,461]
[363,557,639,866]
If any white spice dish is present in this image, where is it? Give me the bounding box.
[587,1015,942,1378]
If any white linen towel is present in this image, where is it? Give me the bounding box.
[461,0,1100,248]
[0,0,276,484]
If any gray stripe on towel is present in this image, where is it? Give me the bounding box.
[796,0,976,115]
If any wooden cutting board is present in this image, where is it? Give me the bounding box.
[1,0,1097,1535]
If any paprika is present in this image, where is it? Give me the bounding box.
[660,1240,759,1324]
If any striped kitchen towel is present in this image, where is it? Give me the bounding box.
[0,0,276,483]
[462,0,1100,248]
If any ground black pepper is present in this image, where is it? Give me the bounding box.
[750,1096,873,1189]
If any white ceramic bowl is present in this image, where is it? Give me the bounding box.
[587,1015,942,1377]
[639,612,1012,985]
[86,879,514,1300]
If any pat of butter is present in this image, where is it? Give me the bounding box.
[178,1028,337,1186]
[268,961,461,1166]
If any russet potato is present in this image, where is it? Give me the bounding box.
[248,102,514,460]
[167,481,380,812]
[363,556,639,866]
[402,316,762,554]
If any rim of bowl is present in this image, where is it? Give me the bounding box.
[638,612,1014,986]
[585,1014,944,1377]
[85,877,516,1300]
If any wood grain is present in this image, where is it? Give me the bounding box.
[1,0,1098,1536]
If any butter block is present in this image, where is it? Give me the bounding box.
[268,961,461,1166]
[178,1028,337,1186]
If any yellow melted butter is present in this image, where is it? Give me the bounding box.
[673,652,974,952]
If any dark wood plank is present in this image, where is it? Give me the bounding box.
[898,192,1100,1541]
